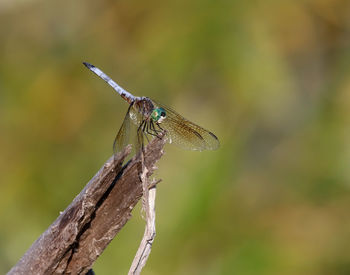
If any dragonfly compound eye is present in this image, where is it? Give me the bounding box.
[151,107,166,122]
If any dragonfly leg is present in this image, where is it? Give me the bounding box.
[155,122,165,138]
[142,121,150,143]
[145,121,156,137]
[137,120,146,152]
[152,121,165,139]
[142,120,147,131]
[149,120,163,137]
[156,122,164,131]
[147,120,159,137]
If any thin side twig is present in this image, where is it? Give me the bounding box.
[128,161,157,275]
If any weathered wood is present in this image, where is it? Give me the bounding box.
[128,185,157,275]
[8,136,166,275]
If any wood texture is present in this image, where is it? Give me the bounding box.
[8,136,166,275]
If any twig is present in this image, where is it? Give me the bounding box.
[128,149,157,275]
[7,136,166,275]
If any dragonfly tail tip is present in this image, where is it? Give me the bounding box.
[83,62,95,69]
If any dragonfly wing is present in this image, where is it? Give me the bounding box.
[152,100,220,151]
[113,105,137,154]
[113,103,145,156]
[113,105,132,156]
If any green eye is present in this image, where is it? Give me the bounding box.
[151,107,166,122]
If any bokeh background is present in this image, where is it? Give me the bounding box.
[1,0,350,274]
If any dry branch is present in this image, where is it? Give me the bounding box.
[128,185,157,275]
[8,136,166,275]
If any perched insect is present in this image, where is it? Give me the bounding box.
[83,62,220,155]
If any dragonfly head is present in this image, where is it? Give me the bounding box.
[151,107,166,123]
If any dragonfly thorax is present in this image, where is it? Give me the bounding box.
[132,97,155,118]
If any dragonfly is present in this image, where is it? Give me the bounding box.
[83,62,220,155]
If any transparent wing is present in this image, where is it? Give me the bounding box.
[152,100,220,151]
[113,106,132,156]
[113,104,140,156]
[113,103,148,158]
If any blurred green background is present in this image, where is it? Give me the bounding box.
[1,0,350,274]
